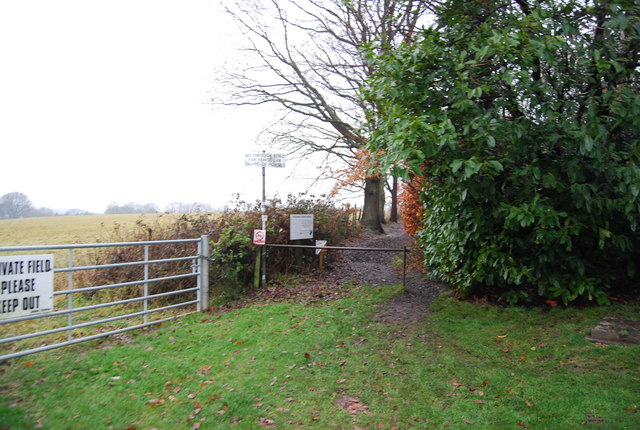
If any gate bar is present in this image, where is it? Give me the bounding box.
[265,244,404,252]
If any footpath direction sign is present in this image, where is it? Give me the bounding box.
[290,214,314,240]
[245,153,286,168]
[0,254,54,320]
[315,240,327,255]
[253,229,266,246]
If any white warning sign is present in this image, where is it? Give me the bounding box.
[0,254,54,320]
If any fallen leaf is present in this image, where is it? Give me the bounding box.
[198,365,212,376]
[337,379,347,384]
[257,417,275,427]
[450,378,464,388]
[25,361,36,367]
[463,419,474,424]
[525,400,533,407]
[187,394,197,399]
[335,395,370,415]
[586,413,605,423]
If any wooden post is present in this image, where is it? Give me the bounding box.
[253,248,261,288]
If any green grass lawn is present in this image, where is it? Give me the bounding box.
[1,285,638,429]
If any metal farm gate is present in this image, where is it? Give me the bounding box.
[0,236,210,361]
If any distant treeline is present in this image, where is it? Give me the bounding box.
[104,201,216,215]
[0,192,217,219]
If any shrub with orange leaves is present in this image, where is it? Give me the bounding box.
[399,175,426,237]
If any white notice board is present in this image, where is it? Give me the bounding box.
[0,254,54,320]
[290,214,314,240]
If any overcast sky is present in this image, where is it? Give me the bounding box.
[0,0,331,213]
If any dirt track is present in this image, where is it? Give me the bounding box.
[226,223,447,324]
[323,223,447,325]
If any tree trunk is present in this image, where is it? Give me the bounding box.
[390,175,399,223]
[361,175,384,233]
[379,178,386,225]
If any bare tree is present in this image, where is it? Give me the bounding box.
[216,0,432,231]
[0,192,34,219]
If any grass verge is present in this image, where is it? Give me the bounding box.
[1,285,638,429]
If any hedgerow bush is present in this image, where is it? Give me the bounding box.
[82,196,360,304]
[80,214,217,303]
[213,195,360,294]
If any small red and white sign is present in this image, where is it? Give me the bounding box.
[253,229,266,246]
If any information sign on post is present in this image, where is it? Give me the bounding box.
[290,214,314,240]
[0,254,54,321]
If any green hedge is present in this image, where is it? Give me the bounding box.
[367,0,640,304]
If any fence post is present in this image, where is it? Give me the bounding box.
[199,235,210,312]
[67,249,73,342]
[143,245,149,324]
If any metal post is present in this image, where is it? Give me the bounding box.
[402,246,407,289]
[262,165,266,203]
[261,216,266,287]
[67,249,73,341]
[143,245,149,324]
[200,235,209,311]
[196,239,202,312]
[261,150,266,287]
